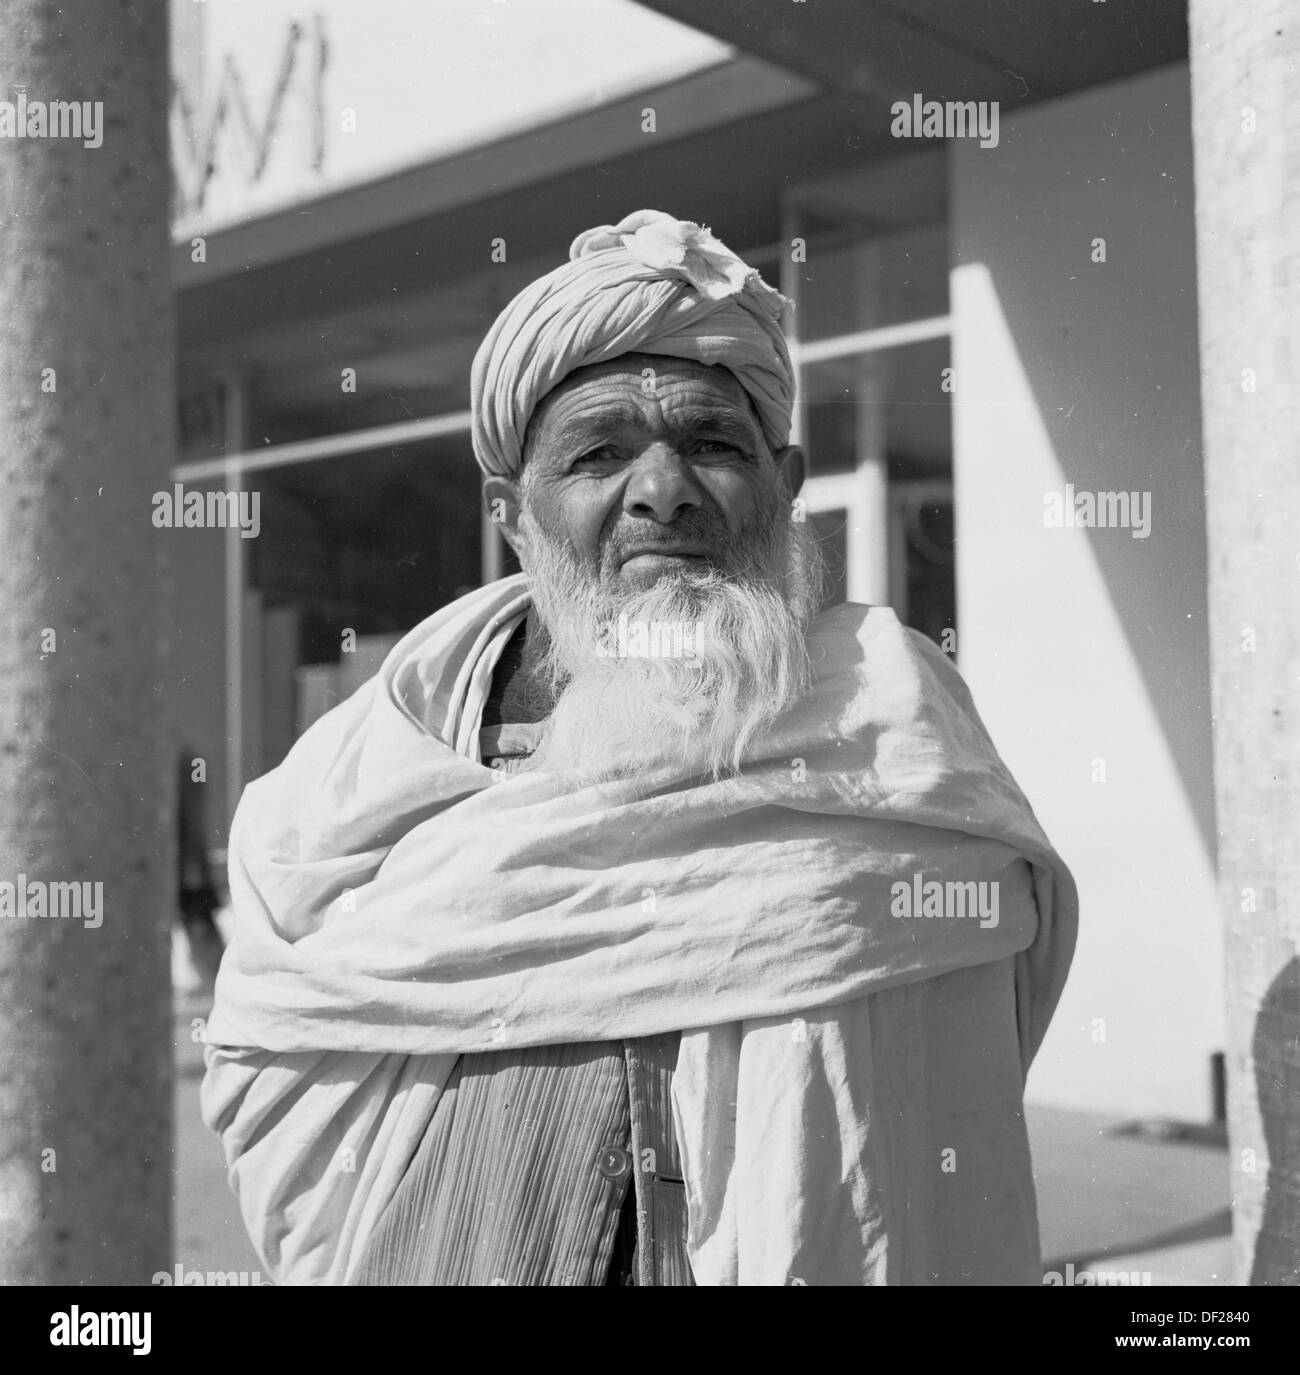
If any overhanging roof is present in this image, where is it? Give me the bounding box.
[177,0,1187,363]
[635,0,1187,107]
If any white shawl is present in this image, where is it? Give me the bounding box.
[202,575,1077,1285]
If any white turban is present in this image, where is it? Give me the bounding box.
[470,210,795,477]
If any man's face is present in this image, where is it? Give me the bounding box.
[513,354,798,590]
[485,352,817,781]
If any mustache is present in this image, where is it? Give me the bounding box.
[597,515,746,569]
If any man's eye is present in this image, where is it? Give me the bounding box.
[572,446,622,468]
[694,439,742,456]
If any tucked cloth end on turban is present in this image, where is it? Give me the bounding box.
[471,210,795,479]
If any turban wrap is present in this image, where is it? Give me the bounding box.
[470,209,796,477]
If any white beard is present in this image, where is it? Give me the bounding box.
[518,504,824,783]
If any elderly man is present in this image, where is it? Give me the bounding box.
[202,210,1077,1287]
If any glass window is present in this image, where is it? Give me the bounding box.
[809,507,850,611]
[800,338,953,481]
[784,165,954,650]
[245,433,482,765]
[891,482,955,650]
[169,476,233,846]
[795,224,949,344]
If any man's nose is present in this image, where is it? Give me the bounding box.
[622,446,702,523]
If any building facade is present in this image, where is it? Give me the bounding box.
[167,0,1218,1120]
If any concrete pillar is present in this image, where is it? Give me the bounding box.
[1189,0,1300,1284]
[0,0,175,1282]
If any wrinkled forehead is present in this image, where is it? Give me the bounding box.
[523,352,761,457]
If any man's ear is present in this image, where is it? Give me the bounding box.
[773,444,806,499]
[482,475,522,555]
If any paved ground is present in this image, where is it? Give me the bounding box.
[1032,1105,1231,1285]
[174,1000,1232,1285]
[174,999,265,1281]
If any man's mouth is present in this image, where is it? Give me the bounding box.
[619,542,710,570]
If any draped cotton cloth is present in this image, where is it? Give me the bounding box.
[202,574,1078,1285]
[470,210,795,477]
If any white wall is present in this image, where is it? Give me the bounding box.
[949,64,1221,1119]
